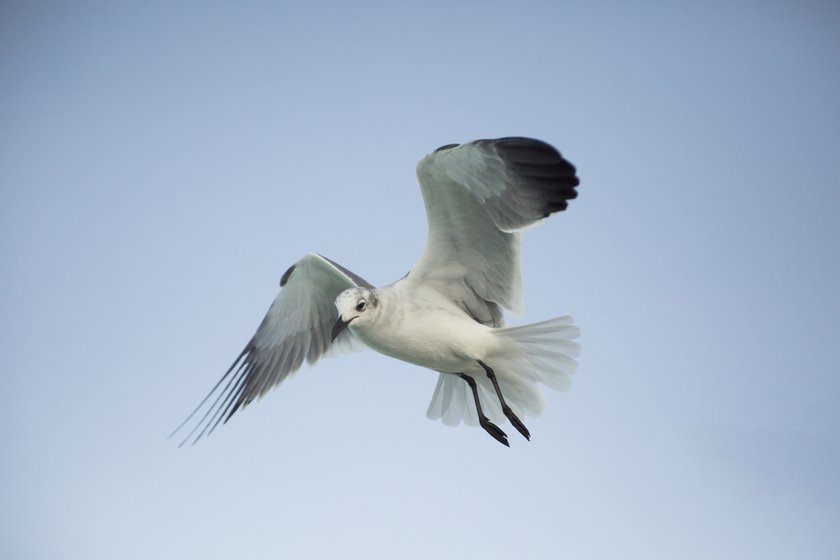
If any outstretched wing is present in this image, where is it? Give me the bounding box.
[405,137,579,326]
[171,253,372,446]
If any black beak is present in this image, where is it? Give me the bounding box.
[331,316,353,342]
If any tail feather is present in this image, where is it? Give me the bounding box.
[426,316,581,427]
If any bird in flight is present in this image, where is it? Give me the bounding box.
[172,137,581,447]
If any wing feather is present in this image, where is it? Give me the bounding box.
[408,137,579,323]
[171,253,371,445]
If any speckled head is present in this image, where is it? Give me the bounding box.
[331,287,379,341]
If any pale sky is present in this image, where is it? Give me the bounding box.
[2,1,839,559]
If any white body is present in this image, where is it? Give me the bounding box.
[334,281,580,428]
[345,283,503,374]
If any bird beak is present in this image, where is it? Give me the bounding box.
[331,315,353,342]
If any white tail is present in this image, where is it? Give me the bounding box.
[426,316,581,427]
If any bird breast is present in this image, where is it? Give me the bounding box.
[354,296,496,374]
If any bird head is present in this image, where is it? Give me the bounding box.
[331,287,379,341]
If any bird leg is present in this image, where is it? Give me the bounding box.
[458,373,509,447]
[477,360,531,441]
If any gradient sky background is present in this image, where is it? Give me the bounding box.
[2,1,839,559]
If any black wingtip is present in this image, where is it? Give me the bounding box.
[279,263,296,287]
[489,137,580,221]
[168,343,253,447]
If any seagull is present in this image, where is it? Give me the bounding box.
[172,137,581,447]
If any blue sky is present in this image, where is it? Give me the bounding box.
[2,1,839,558]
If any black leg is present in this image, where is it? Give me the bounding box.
[458,373,509,447]
[477,360,531,441]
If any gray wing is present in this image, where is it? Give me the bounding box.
[406,137,579,326]
[171,253,372,446]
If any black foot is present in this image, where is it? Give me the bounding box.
[503,405,531,441]
[477,360,531,442]
[480,418,509,447]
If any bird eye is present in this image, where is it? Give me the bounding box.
[355,300,366,312]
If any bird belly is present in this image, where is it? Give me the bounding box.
[354,312,492,374]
